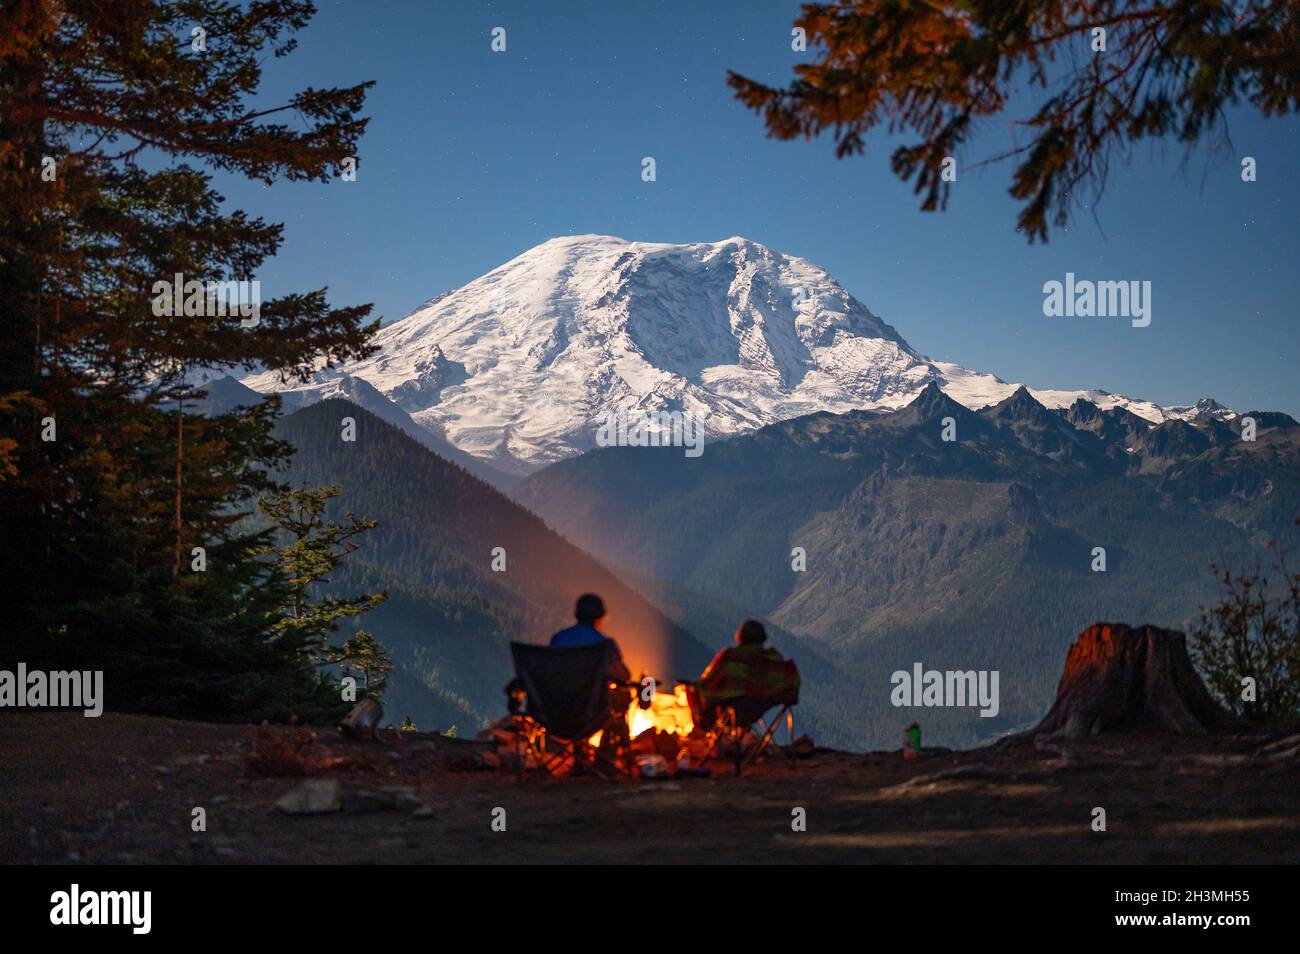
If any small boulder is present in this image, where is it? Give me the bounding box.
[273,778,342,815]
[341,789,393,814]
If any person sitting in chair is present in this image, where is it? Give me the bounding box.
[548,593,632,684]
[698,619,796,711]
[548,593,632,766]
[693,619,800,773]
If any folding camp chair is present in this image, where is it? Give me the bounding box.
[688,661,800,776]
[508,641,634,780]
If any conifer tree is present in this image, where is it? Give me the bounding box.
[729,1,1300,240]
[0,1,378,718]
[258,484,388,663]
[323,630,395,701]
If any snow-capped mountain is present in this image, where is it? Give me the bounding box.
[240,234,1232,475]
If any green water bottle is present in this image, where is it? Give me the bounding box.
[903,722,921,759]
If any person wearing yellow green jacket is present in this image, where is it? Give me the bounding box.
[697,619,800,715]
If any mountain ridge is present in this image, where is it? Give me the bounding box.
[515,385,1299,747]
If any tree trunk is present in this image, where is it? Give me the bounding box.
[172,385,184,578]
[1032,622,1248,738]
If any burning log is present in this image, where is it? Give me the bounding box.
[630,728,683,762]
[1032,623,1248,738]
[626,681,695,738]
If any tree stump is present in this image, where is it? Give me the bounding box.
[339,698,383,739]
[1032,622,1246,738]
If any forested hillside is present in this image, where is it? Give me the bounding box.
[519,385,1300,747]
[272,399,714,731]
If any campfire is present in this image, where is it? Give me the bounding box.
[478,673,808,777]
[590,681,694,747]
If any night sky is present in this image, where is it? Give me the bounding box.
[212,0,1300,415]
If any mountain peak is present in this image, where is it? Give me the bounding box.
[1068,396,1101,418]
[988,384,1051,421]
[248,235,938,473]
[524,233,771,256]
[893,381,970,424]
[977,384,1100,461]
[530,232,628,249]
[1162,396,1236,423]
[1192,397,1228,420]
[239,239,1232,474]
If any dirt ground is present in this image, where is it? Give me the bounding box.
[2,711,1297,864]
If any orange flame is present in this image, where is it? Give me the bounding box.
[590,683,694,747]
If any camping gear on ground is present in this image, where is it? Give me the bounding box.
[687,655,800,776]
[635,753,670,778]
[508,641,634,780]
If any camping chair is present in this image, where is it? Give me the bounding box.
[688,659,800,776]
[508,641,634,781]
